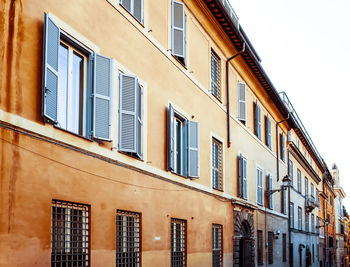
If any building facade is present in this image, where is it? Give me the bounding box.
[0,0,348,267]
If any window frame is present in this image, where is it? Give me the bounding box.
[238,154,248,199]
[120,0,144,24]
[171,0,186,65]
[265,115,272,149]
[297,169,301,193]
[257,230,263,266]
[237,82,246,124]
[280,133,285,162]
[298,207,302,231]
[212,137,223,191]
[254,101,262,140]
[290,202,294,228]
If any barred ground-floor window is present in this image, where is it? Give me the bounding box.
[116,210,141,266]
[51,200,89,267]
[171,218,187,267]
[212,224,223,267]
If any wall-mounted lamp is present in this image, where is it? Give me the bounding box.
[265,175,291,197]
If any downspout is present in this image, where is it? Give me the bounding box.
[276,113,290,181]
[288,147,292,267]
[226,43,245,147]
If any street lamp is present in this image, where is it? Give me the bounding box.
[265,175,291,197]
[316,219,329,229]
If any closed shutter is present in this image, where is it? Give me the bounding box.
[93,54,113,141]
[280,133,285,161]
[238,83,246,122]
[187,120,199,178]
[168,104,175,171]
[238,155,243,197]
[265,116,271,148]
[121,0,131,12]
[267,174,273,209]
[171,0,186,59]
[43,14,60,122]
[243,157,247,199]
[119,73,137,152]
[254,101,261,139]
[134,0,143,23]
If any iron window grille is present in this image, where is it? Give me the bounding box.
[116,210,141,267]
[212,138,223,190]
[211,50,221,100]
[51,200,89,267]
[282,233,287,262]
[212,224,223,267]
[171,218,186,267]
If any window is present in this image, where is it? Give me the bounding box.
[171,218,186,267]
[268,231,273,264]
[282,233,287,262]
[116,210,141,267]
[297,169,301,193]
[212,224,222,267]
[254,101,261,140]
[305,177,309,196]
[311,184,314,201]
[171,0,186,65]
[43,14,113,140]
[257,230,263,265]
[120,0,143,24]
[212,138,223,190]
[237,82,246,123]
[168,104,199,177]
[211,50,221,100]
[298,207,302,230]
[290,202,294,228]
[305,212,309,232]
[265,116,272,149]
[257,168,263,205]
[238,155,247,199]
[119,73,143,159]
[51,200,89,266]
[296,138,300,149]
[311,214,315,233]
[280,133,285,162]
[316,217,320,235]
[288,160,293,186]
[266,174,273,209]
[312,244,314,263]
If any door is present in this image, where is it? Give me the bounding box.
[239,238,253,267]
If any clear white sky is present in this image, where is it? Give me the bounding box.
[230,0,350,208]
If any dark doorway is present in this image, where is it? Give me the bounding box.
[239,221,253,267]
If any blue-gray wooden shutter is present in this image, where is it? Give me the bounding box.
[254,101,258,137]
[119,73,137,152]
[238,155,243,197]
[280,133,285,161]
[134,0,143,23]
[168,104,175,171]
[171,0,186,59]
[265,116,271,149]
[187,120,199,178]
[238,83,246,122]
[43,13,59,122]
[121,0,131,12]
[93,53,113,141]
[243,157,247,199]
[136,81,143,159]
[267,174,273,209]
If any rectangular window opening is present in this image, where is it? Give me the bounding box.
[171,218,186,267]
[212,224,223,267]
[211,50,221,100]
[212,138,223,190]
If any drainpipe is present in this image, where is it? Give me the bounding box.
[276,113,290,181]
[288,147,292,267]
[226,43,245,147]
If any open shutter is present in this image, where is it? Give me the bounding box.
[119,73,137,151]
[136,82,143,159]
[238,83,246,122]
[43,14,59,122]
[187,120,199,178]
[238,155,243,197]
[171,0,186,59]
[93,54,113,140]
[168,104,175,171]
[134,0,143,23]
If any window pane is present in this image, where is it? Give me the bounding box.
[57,44,68,129]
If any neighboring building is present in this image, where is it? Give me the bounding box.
[332,164,347,267]
[280,93,324,267]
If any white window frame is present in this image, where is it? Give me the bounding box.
[212,137,223,191]
[210,50,221,100]
[120,0,144,24]
[237,82,246,123]
[256,167,263,205]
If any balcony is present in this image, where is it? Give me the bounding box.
[305,195,317,212]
